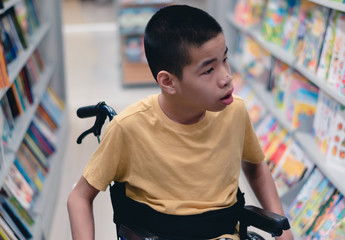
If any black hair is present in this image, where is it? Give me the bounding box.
[144,5,223,81]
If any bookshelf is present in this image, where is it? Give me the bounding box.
[0,0,67,239]
[211,0,345,239]
[117,0,173,87]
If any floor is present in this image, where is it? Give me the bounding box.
[49,1,271,239]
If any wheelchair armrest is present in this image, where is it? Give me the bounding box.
[240,205,290,237]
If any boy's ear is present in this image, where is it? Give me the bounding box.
[157,70,176,94]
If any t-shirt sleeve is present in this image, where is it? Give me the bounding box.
[83,120,129,191]
[241,104,265,164]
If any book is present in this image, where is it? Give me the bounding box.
[271,59,291,109]
[40,90,63,127]
[4,164,34,210]
[0,32,9,89]
[272,140,314,196]
[16,145,44,192]
[23,133,49,171]
[304,191,345,239]
[234,0,266,26]
[292,99,317,130]
[284,71,319,124]
[5,84,23,118]
[281,0,301,53]
[288,167,324,220]
[326,105,345,167]
[313,90,339,154]
[296,4,329,72]
[294,1,319,57]
[328,216,345,239]
[0,214,18,240]
[261,0,288,45]
[317,10,338,80]
[292,177,335,236]
[0,19,17,64]
[327,12,345,90]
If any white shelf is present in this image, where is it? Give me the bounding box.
[309,0,345,11]
[0,0,22,14]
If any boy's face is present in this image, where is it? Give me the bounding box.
[174,33,234,113]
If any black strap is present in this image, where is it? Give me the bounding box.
[110,182,245,240]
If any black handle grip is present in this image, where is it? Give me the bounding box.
[77,105,98,118]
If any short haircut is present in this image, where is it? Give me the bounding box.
[144,5,223,81]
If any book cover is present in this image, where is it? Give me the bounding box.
[23,133,49,171]
[292,99,317,130]
[313,90,339,154]
[8,8,27,49]
[0,19,17,64]
[296,5,329,72]
[36,104,57,131]
[305,191,345,239]
[317,10,337,80]
[284,71,319,123]
[234,0,266,26]
[281,0,301,53]
[271,59,291,109]
[4,164,34,210]
[0,31,9,88]
[326,106,345,167]
[20,142,48,177]
[327,12,345,89]
[328,216,345,239]
[0,201,32,239]
[5,84,22,118]
[294,1,318,57]
[16,146,44,192]
[292,178,335,236]
[288,167,324,220]
[272,141,314,196]
[29,121,55,154]
[261,0,288,45]
[0,214,19,240]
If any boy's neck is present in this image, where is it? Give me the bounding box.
[158,94,205,125]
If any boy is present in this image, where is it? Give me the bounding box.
[67,5,293,240]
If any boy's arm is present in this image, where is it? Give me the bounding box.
[241,161,293,240]
[67,176,100,240]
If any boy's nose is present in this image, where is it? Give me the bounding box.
[219,74,232,88]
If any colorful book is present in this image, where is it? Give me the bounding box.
[296,4,329,72]
[317,10,338,80]
[327,12,345,90]
[313,90,339,154]
[326,106,345,167]
[261,0,288,45]
[281,0,301,53]
[272,140,314,196]
[4,164,34,210]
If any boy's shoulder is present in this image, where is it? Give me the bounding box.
[114,94,157,123]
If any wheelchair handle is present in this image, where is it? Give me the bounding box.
[76,101,117,144]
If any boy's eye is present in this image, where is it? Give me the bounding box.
[204,68,214,75]
[223,56,228,62]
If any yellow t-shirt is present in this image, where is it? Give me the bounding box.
[83,94,265,239]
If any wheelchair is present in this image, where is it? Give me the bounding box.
[76,101,290,240]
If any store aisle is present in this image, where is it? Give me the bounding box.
[49,1,159,239]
